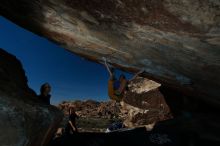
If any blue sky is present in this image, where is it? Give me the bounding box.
[0,16,132,105]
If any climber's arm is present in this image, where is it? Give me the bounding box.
[103,57,113,77]
[68,121,76,131]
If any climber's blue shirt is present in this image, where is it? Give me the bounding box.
[113,80,120,90]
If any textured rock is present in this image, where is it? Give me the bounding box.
[121,77,172,128]
[0,49,63,146]
[158,86,220,143]
[0,0,220,106]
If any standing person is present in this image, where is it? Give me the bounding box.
[65,107,79,135]
[38,83,51,105]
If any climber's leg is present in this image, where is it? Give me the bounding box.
[108,79,116,100]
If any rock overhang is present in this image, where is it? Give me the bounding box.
[0,0,220,105]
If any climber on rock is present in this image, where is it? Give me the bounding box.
[103,57,144,102]
[38,83,51,105]
[65,107,79,135]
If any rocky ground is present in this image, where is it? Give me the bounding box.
[50,119,219,146]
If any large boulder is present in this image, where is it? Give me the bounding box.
[121,77,172,128]
[0,48,63,146]
[0,0,220,105]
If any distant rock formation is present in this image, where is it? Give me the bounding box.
[58,100,120,119]
[0,49,63,146]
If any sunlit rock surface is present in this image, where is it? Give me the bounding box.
[0,49,63,146]
[121,77,172,128]
[0,0,220,105]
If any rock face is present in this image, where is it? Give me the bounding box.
[0,49,63,146]
[0,0,220,105]
[121,77,172,128]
